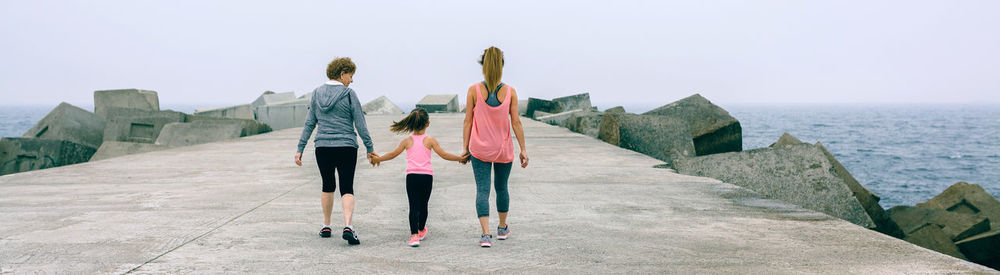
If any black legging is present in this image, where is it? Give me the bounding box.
[315,146,357,195]
[406,173,433,234]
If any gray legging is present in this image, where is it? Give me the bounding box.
[471,156,512,217]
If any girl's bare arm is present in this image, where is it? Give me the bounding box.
[376,138,411,163]
[427,136,464,162]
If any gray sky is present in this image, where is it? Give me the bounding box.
[2,0,999,110]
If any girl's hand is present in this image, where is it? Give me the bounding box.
[368,152,381,167]
[459,151,471,165]
[294,152,303,166]
[519,150,529,168]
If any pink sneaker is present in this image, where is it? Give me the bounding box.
[418,228,428,240]
[408,235,421,247]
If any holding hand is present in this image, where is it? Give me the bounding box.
[368,152,381,167]
[458,150,471,165]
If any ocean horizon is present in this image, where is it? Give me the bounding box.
[2,102,997,208]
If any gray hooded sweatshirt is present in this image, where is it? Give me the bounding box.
[296,81,374,154]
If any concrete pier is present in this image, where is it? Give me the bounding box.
[0,114,994,274]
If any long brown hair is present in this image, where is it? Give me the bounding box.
[390,108,429,134]
[479,47,504,92]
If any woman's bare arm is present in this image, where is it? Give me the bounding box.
[461,85,476,157]
[508,88,529,168]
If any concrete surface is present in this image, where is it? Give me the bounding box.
[0,114,995,274]
[22,102,106,149]
[93,89,159,119]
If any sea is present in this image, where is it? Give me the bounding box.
[2,103,998,208]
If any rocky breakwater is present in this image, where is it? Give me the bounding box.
[524,92,999,270]
[1,90,412,176]
[886,182,1000,269]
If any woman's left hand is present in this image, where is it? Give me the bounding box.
[519,150,529,168]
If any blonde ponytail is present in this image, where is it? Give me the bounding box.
[480,47,504,92]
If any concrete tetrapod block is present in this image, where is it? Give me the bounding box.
[526,97,563,118]
[193,104,255,120]
[22,102,106,148]
[362,96,405,115]
[250,91,297,108]
[518,100,528,116]
[766,133,893,234]
[552,93,592,112]
[89,141,169,161]
[815,141,902,237]
[917,182,1000,230]
[674,143,876,228]
[887,206,990,241]
[184,115,271,137]
[93,89,159,119]
[955,230,1000,269]
[769,132,805,148]
[416,94,459,113]
[565,110,603,138]
[102,108,187,144]
[642,94,742,156]
[535,109,583,126]
[917,181,1000,269]
[532,110,553,120]
[598,112,695,166]
[254,103,308,131]
[0,138,96,176]
[904,224,968,260]
[155,120,244,147]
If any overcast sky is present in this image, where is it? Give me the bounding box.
[2,1,998,111]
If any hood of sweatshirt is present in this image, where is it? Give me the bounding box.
[316,85,350,112]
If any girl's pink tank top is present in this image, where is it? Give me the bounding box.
[469,83,515,163]
[406,134,433,175]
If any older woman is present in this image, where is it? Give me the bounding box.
[295,57,376,245]
[461,46,529,248]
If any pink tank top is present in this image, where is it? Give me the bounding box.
[469,83,515,163]
[406,134,433,175]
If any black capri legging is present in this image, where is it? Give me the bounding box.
[406,173,433,234]
[315,146,357,196]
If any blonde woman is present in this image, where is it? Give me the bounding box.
[295,57,377,245]
[461,46,529,247]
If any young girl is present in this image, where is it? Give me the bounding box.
[371,108,467,247]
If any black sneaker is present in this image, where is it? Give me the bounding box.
[343,227,360,245]
[319,227,332,238]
